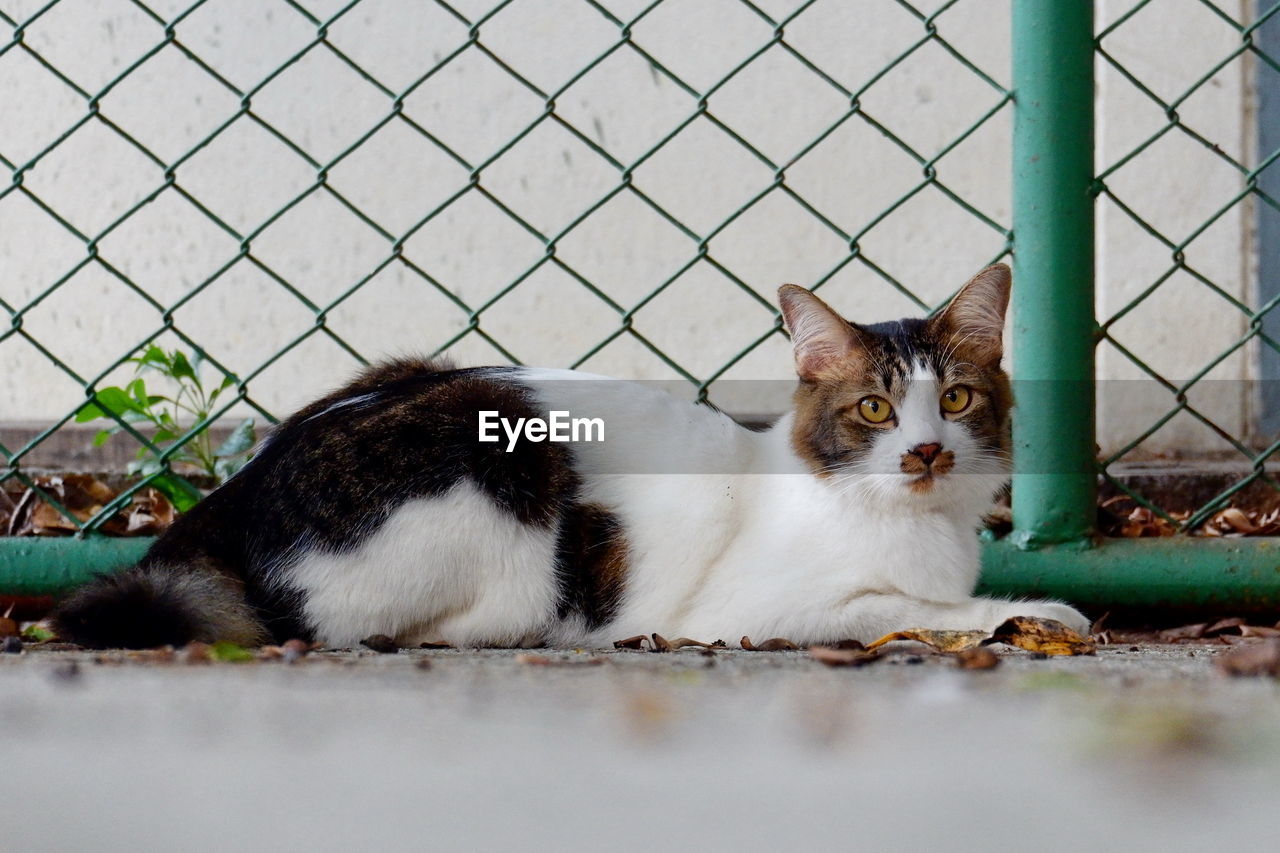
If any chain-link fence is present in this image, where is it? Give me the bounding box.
[2,0,1279,545]
[2,0,1015,533]
[1094,0,1280,532]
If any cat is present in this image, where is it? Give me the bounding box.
[52,263,1089,649]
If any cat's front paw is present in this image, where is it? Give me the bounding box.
[998,601,1090,636]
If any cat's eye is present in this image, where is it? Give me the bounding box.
[857,395,894,424]
[940,385,972,414]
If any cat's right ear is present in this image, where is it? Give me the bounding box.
[778,284,863,381]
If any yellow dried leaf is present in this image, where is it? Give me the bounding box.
[864,629,988,653]
[987,616,1096,656]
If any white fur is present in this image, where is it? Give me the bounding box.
[288,481,559,647]
[290,366,1087,646]
[521,369,1084,644]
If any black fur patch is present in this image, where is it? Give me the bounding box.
[127,358,582,643]
[553,503,629,630]
[52,568,205,649]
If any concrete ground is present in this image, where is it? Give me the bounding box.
[3,642,1279,853]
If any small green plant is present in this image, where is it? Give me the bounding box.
[77,345,256,511]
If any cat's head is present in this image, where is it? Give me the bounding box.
[778,264,1012,511]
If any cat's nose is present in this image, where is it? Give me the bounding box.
[910,442,943,465]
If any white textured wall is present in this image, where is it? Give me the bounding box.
[0,0,1261,457]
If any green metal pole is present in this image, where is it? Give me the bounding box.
[1010,0,1096,549]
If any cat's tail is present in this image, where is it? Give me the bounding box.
[50,562,268,649]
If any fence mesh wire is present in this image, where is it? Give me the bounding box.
[1095,0,1280,532]
[1,0,1014,533]
[8,0,1277,539]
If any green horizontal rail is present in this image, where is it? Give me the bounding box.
[4,536,1280,614]
[0,537,148,598]
[978,537,1280,613]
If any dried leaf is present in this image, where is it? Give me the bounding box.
[128,646,176,663]
[1215,639,1280,677]
[613,635,650,650]
[665,635,727,648]
[107,488,176,537]
[650,633,671,652]
[1240,625,1280,638]
[1219,634,1263,645]
[6,488,35,536]
[740,636,800,651]
[1099,501,1180,538]
[417,640,453,649]
[1158,623,1207,642]
[0,488,15,532]
[515,653,606,667]
[182,642,211,664]
[865,629,988,653]
[1204,617,1246,636]
[1089,611,1110,635]
[955,647,1000,670]
[30,500,83,535]
[282,638,311,663]
[0,616,18,638]
[808,645,881,667]
[986,616,1096,656]
[1216,507,1258,534]
[360,634,399,654]
[3,476,180,538]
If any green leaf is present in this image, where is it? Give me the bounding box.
[92,429,114,447]
[21,624,54,642]
[152,428,176,445]
[147,471,204,513]
[130,345,170,372]
[127,457,160,477]
[127,377,148,404]
[75,402,106,423]
[91,386,144,416]
[209,641,255,662]
[215,418,256,458]
[171,350,197,383]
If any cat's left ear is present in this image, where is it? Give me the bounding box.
[929,263,1011,368]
